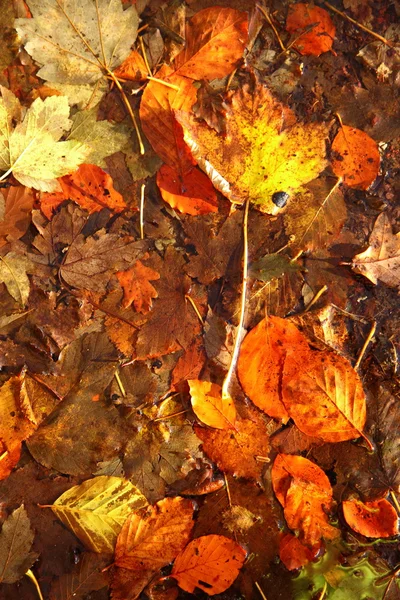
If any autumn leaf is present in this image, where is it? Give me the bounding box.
[40,164,126,218]
[116,257,160,313]
[0,185,34,247]
[156,164,218,215]
[0,505,38,584]
[171,534,246,595]
[177,83,328,214]
[113,50,148,82]
[172,7,248,81]
[188,380,237,429]
[331,125,380,189]
[49,553,109,600]
[342,498,399,539]
[0,90,87,191]
[352,213,400,289]
[47,476,147,553]
[171,337,206,393]
[237,316,311,422]
[115,497,194,570]
[286,3,335,56]
[282,349,367,444]
[272,454,339,546]
[279,533,319,571]
[0,252,34,306]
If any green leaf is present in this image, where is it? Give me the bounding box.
[0,505,38,584]
[48,476,148,553]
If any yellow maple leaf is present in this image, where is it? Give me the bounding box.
[177,83,328,214]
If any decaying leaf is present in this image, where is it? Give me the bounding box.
[49,552,109,600]
[188,380,236,429]
[286,3,335,56]
[352,213,400,290]
[342,498,399,539]
[331,125,380,189]
[171,534,246,595]
[279,533,319,571]
[0,505,38,584]
[48,476,147,553]
[177,83,328,213]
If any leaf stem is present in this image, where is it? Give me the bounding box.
[256,4,286,52]
[107,70,145,155]
[255,581,268,600]
[140,183,145,239]
[354,320,376,370]
[221,199,250,401]
[25,569,44,600]
[390,490,400,515]
[146,76,180,91]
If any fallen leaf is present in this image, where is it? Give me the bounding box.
[171,337,206,393]
[237,316,311,421]
[286,3,335,56]
[111,567,155,600]
[272,454,339,546]
[0,90,88,191]
[116,258,160,313]
[171,534,246,595]
[115,497,194,570]
[279,533,319,571]
[352,213,400,289]
[40,164,126,218]
[113,50,148,82]
[173,7,248,80]
[331,125,380,189]
[156,164,218,215]
[48,476,147,553]
[342,498,399,539]
[0,252,33,306]
[283,349,367,444]
[177,83,328,214]
[0,186,34,247]
[0,505,38,584]
[188,380,237,429]
[49,552,109,600]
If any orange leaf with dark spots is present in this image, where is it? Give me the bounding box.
[113,50,148,82]
[286,3,335,56]
[331,125,380,189]
[157,165,218,215]
[117,258,160,313]
[40,164,126,217]
[189,380,236,429]
[342,498,399,538]
[171,534,246,595]
[279,533,320,570]
[272,454,339,547]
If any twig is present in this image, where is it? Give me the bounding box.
[324,2,395,48]
[140,183,145,239]
[152,409,188,422]
[221,198,250,401]
[354,321,376,370]
[224,474,232,508]
[146,76,180,91]
[185,294,204,325]
[139,35,152,77]
[107,70,145,155]
[390,490,400,515]
[255,581,268,600]
[256,4,286,52]
[304,285,328,313]
[114,370,126,397]
[317,581,328,600]
[25,570,44,600]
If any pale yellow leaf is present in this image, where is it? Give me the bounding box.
[0,252,33,306]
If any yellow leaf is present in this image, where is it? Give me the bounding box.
[177,83,327,214]
[188,380,236,429]
[48,476,148,553]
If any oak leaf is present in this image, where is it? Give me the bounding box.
[173,7,248,81]
[0,90,87,191]
[282,349,367,444]
[0,505,38,584]
[342,498,399,539]
[47,476,147,553]
[156,164,218,215]
[238,316,311,422]
[171,534,246,595]
[188,380,237,429]
[0,186,34,247]
[286,4,335,56]
[40,164,126,218]
[177,83,328,214]
[116,257,160,313]
[272,454,339,546]
[352,213,400,290]
[331,125,380,189]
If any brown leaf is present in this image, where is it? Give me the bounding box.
[0,505,38,584]
[49,552,109,600]
[0,186,34,247]
[171,337,206,393]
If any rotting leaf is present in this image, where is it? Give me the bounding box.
[49,552,109,600]
[0,505,38,584]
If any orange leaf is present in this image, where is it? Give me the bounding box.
[189,380,236,430]
[171,534,246,595]
[331,125,380,189]
[156,165,218,215]
[171,337,206,393]
[173,8,248,81]
[272,454,339,547]
[0,185,34,247]
[279,533,319,570]
[139,65,196,175]
[237,316,311,422]
[117,259,160,313]
[286,3,335,56]
[115,497,195,570]
[40,164,126,217]
[342,498,399,538]
[282,350,367,444]
[114,50,148,82]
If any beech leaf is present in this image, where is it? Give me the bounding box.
[48,476,148,553]
[0,505,38,584]
[342,498,399,539]
[331,125,380,189]
[286,3,335,56]
[188,380,237,429]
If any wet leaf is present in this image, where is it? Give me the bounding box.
[331,125,380,189]
[0,505,38,584]
[156,164,218,215]
[286,3,335,56]
[279,533,319,571]
[171,534,246,595]
[188,380,236,429]
[342,498,399,538]
[48,476,147,554]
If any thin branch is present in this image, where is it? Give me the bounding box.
[107,70,145,155]
[256,4,286,52]
[324,2,396,48]
[25,570,44,600]
[354,321,376,370]
[140,183,145,239]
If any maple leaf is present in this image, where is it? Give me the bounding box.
[0,505,38,584]
[16,0,138,88]
[0,90,88,191]
[342,498,399,539]
[352,213,400,289]
[177,83,328,214]
[116,257,160,313]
